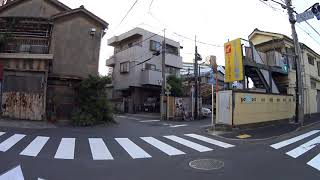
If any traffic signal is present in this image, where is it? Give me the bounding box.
[311,3,320,20]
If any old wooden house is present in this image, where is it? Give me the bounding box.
[0,0,108,120]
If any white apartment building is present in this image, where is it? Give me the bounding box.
[106,27,182,113]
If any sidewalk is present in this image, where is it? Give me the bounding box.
[209,115,320,140]
[0,118,57,129]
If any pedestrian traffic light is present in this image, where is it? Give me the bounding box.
[311,3,320,20]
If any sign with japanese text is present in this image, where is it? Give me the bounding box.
[224,38,244,82]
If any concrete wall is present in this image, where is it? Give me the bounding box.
[216,91,295,126]
[50,13,103,78]
[0,0,65,18]
[233,92,295,125]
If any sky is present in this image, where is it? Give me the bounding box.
[59,0,320,76]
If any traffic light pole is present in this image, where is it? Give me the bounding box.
[285,0,305,125]
[161,29,166,120]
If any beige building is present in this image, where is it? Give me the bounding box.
[249,28,320,115]
[0,0,108,120]
[106,28,182,113]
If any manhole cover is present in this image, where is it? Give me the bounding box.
[189,159,224,170]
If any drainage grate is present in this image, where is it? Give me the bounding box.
[189,159,224,170]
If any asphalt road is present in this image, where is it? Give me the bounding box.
[0,115,320,180]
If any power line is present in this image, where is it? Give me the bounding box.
[149,0,154,11]
[116,0,139,29]
[173,32,223,47]
[296,23,320,46]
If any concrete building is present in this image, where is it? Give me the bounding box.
[0,0,108,120]
[106,28,182,113]
[249,28,320,115]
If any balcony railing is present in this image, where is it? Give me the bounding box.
[0,38,49,54]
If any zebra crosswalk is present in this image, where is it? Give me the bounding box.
[0,132,235,161]
[270,130,320,171]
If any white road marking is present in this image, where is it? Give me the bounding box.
[0,134,26,152]
[170,124,188,128]
[139,120,160,123]
[89,138,113,160]
[141,137,185,156]
[20,136,49,157]
[286,135,320,158]
[164,135,213,152]
[0,132,5,137]
[115,138,151,159]
[54,138,75,160]
[185,134,235,148]
[271,130,320,149]
[307,153,320,171]
[0,165,24,180]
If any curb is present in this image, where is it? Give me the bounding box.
[206,120,320,142]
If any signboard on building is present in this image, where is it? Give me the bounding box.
[224,38,244,83]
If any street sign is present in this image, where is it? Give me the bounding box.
[296,10,314,23]
[208,70,215,85]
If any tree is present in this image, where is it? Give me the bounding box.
[72,75,114,126]
[167,75,183,97]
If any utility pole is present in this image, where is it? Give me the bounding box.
[194,36,198,120]
[284,0,304,125]
[161,29,166,120]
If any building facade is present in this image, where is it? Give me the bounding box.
[249,28,320,115]
[106,28,182,113]
[0,0,108,120]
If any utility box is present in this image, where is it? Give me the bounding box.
[216,90,295,126]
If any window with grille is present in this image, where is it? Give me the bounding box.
[150,40,161,51]
[120,62,130,73]
[308,55,315,65]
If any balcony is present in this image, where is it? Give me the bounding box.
[106,55,116,67]
[0,38,49,54]
[165,53,183,68]
[141,69,162,86]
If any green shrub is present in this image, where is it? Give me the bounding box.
[72,75,114,126]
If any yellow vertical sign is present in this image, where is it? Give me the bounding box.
[224,38,244,82]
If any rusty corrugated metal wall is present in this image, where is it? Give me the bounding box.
[2,71,45,120]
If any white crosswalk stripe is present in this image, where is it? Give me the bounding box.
[307,153,320,171]
[0,132,5,137]
[270,130,320,172]
[0,133,234,161]
[141,137,185,156]
[115,138,151,159]
[164,135,213,152]
[286,135,320,158]
[185,134,235,148]
[89,138,113,160]
[0,134,26,152]
[271,130,320,149]
[20,136,49,157]
[54,138,75,160]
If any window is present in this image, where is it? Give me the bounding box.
[120,62,130,73]
[166,44,179,55]
[311,79,317,89]
[150,40,161,51]
[166,66,179,75]
[308,55,315,65]
[317,61,320,76]
[145,63,156,70]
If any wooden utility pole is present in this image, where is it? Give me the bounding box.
[284,0,305,125]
